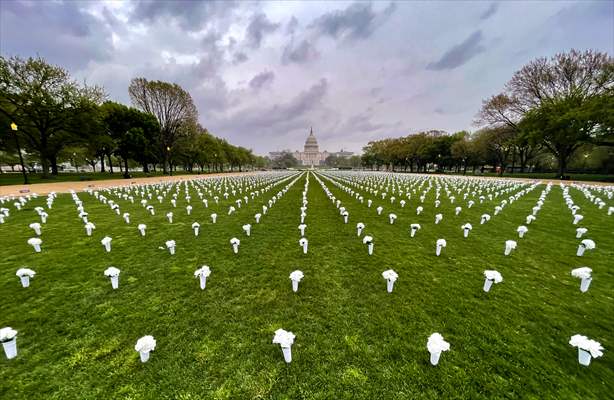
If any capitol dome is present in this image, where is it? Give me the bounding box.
[304,128,319,153]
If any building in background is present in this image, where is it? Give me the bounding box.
[269,128,354,167]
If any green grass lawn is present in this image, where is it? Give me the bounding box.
[442,171,614,183]
[0,171,217,186]
[0,172,612,399]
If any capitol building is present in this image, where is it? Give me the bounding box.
[269,128,354,167]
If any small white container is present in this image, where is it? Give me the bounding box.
[386,280,394,293]
[580,277,592,293]
[200,275,207,290]
[2,338,17,359]
[111,275,119,289]
[20,276,30,288]
[578,348,591,366]
[576,246,585,257]
[430,351,441,366]
[483,279,493,292]
[140,351,150,363]
[281,346,292,363]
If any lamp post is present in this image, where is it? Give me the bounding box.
[10,123,29,184]
[167,146,172,176]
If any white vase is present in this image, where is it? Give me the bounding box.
[194,228,199,236]
[576,246,585,257]
[504,247,512,256]
[111,275,119,289]
[430,351,441,366]
[33,244,41,252]
[103,243,111,252]
[292,280,299,292]
[580,277,592,293]
[232,244,239,254]
[302,243,308,254]
[169,247,175,255]
[411,230,417,238]
[140,351,150,363]
[483,278,493,292]
[2,338,17,359]
[200,275,207,290]
[387,280,394,293]
[463,230,469,238]
[281,346,292,363]
[368,243,373,255]
[20,275,30,288]
[519,231,525,238]
[436,246,442,256]
[578,348,591,366]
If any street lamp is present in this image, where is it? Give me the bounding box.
[10,123,29,184]
[167,146,172,176]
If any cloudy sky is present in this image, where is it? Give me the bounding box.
[1,1,612,155]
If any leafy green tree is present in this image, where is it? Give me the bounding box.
[100,101,161,178]
[478,49,613,176]
[271,151,299,169]
[0,56,105,177]
[520,94,614,176]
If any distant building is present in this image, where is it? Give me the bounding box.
[269,128,354,167]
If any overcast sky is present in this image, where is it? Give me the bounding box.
[1,1,612,155]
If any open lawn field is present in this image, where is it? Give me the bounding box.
[0,171,217,187]
[0,171,612,399]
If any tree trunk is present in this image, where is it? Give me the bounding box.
[142,162,149,173]
[558,155,568,178]
[100,155,105,172]
[162,152,169,174]
[40,155,50,178]
[107,154,114,173]
[124,158,130,178]
[50,155,59,175]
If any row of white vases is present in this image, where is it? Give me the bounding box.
[12,265,596,294]
[2,325,602,367]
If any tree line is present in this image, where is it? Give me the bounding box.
[362,49,613,177]
[0,56,266,179]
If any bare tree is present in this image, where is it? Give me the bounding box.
[128,78,198,174]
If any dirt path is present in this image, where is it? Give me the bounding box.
[0,172,255,196]
[2,171,611,197]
